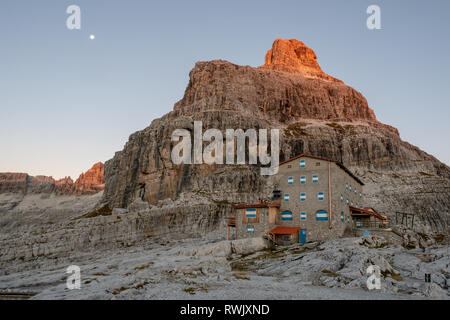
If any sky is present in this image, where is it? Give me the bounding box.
[0,0,449,179]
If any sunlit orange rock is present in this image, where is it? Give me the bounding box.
[259,38,342,83]
[73,162,105,195]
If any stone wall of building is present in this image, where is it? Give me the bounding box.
[273,156,364,242]
[235,207,277,240]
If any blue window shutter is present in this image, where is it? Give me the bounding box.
[281,211,293,221]
[300,159,306,168]
[300,212,307,221]
[245,208,257,218]
[316,210,328,221]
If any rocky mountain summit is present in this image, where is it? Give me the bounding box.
[260,38,343,83]
[103,38,449,233]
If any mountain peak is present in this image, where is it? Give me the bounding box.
[259,38,342,83]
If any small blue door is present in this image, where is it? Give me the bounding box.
[300,229,307,244]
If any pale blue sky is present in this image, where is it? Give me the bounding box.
[1,0,449,179]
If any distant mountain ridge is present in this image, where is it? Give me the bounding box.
[0,162,105,196]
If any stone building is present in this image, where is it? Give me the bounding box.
[227,154,386,244]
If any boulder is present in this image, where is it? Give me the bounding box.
[231,237,269,255]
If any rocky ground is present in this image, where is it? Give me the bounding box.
[0,191,448,300]
[0,231,448,300]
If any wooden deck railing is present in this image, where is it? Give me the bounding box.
[226,216,236,227]
[353,221,389,229]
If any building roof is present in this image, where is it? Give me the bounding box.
[279,153,364,185]
[232,202,280,209]
[349,206,387,221]
[268,226,300,235]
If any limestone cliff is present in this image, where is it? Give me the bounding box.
[101,38,448,232]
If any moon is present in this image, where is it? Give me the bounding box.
[89,34,95,40]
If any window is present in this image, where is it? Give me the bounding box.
[245,208,257,218]
[340,194,344,202]
[244,208,259,223]
[300,212,307,221]
[281,211,293,221]
[354,188,357,195]
[284,193,290,202]
[300,159,306,168]
[318,192,324,200]
[272,190,281,199]
[360,192,362,198]
[349,184,352,192]
[312,174,319,183]
[316,210,328,221]
[300,176,306,184]
[300,193,306,201]
[340,211,344,222]
[346,183,348,191]
[347,216,350,224]
[287,165,292,168]
[351,200,354,206]
[247,225,255,233]
[346,199,349,205]
[316,162,321,166]
[288,176,293,185]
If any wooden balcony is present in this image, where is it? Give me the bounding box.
[226,216,236,227]
[352,221,389,230]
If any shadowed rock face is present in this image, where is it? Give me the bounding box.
[103,39,449,231]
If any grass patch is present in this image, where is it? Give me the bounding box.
[183,285,208,295]
[134,262,153,270]
[326,122,344,131]
[75,205,112,219]
[390,273,403,281]
[111,287,129,295]
[321,269,339,277]
[343,125,358,136]
[230,260,254,271]
[290,248,311,255]
[397,288,414,295]
[284,122,311,137]
[434,234,445,244]
[233,272,251,280]
[133,281,149,290]
[184,287,196,295]
[251,247,287,260]
[404,243,416,250]
[416,232,429,241]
